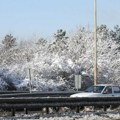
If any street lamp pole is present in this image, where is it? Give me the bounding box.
[93,0,97,85]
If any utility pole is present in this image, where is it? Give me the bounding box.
[93,0,97,85]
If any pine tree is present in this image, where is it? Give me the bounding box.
[54,29,67,41]
[2,34,16,49]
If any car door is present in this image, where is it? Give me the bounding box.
[112,86,120,97]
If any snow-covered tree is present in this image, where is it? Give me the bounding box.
[111,25,120,44]
[2,34,16,50]
[0,25,120,91]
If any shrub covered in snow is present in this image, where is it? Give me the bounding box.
[0,25,120,91]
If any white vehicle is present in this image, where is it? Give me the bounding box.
[70,84,120,97]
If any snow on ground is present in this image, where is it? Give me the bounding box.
[1,112,120,120]
[1,107,120,120]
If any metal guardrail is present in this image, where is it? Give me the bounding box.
[0,97,120,108]
[0,97,120,116]
[0,91,79,97]
[0,91,29,94]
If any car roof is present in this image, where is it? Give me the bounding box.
[95,84,119,87]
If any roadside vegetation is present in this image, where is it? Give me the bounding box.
[0,25,120,91]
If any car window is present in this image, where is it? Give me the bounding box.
[85,86,105,93]
[113,86,120,93]
[103,86,112,94]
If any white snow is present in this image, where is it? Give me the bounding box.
[0,25,119,91]
[1,112,120,120]
[0,25,120,119]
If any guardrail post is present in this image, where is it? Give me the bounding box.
[93,106,96,111]
[46,107,49,114]
[103,106,107,111]
[11,108,15,116]
[24,108,28,114]
[76,106,79,113]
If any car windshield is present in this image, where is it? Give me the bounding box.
[85,86,105,93]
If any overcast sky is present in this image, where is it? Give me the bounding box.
[0,0,120,39]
